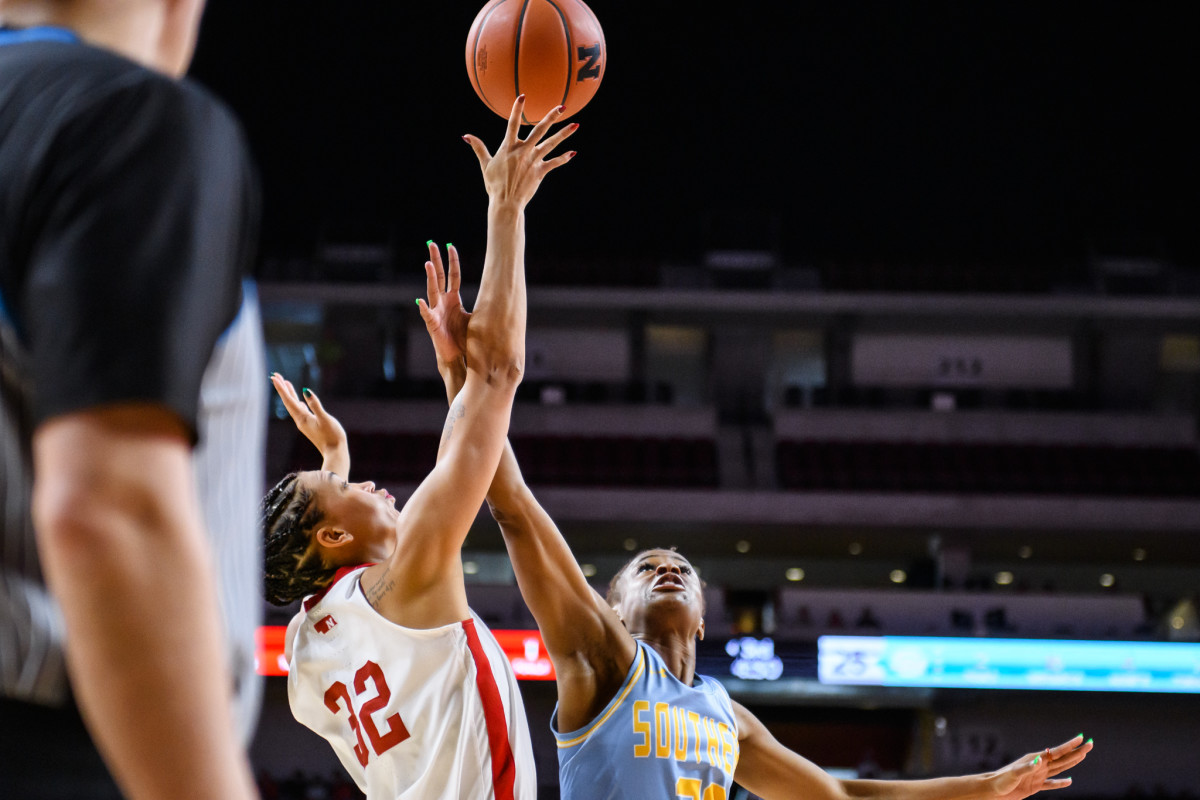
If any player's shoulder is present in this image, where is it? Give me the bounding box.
[301,566,372,613]
[693,668,732,697]
[98,63,243,149]
[289,569,378,661]
[12,40,243,149]
[636,639,663,669]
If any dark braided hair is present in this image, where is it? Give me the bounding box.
[261,472,336,606]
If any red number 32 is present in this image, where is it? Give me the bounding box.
[323,660,410,767]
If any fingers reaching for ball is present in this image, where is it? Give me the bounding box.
[536,119,580,166]
[503,94,526,146]
[524,102,567,145]
[464,96,578,206]
[461,94,532,170]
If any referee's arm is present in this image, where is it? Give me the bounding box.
[33,405,257,800]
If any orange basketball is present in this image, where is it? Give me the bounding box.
[466,0,606,124]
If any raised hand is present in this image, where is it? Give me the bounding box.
[270,373,349,478]
[416,241,470,371]
[462,95,579,208]
[988,735,1093,799]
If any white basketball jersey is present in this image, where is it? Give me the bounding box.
[287,566,536,799]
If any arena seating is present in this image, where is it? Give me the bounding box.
[286,431,718,489]
[776,440,1200,497]
[509,434,717,488]
[775,587,1149,640]
[282,399,722,489]
[815,259,1087,294]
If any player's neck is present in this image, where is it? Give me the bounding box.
[637,632,698,686]
[0,0,200,76]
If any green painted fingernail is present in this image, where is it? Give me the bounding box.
[1086,738,1093,744]
[447,242,454,248]
[426,239,434,246]
[302,387,312,396]
[415,298,421,306]
[1076,733,1083,739]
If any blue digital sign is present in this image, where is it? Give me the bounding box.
[725,637,785,681]
[818,636,1200,693]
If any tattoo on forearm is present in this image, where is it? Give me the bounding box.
[366,571,397,610]
[441,399,466,445]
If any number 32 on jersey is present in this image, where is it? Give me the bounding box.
[323,660,410,767]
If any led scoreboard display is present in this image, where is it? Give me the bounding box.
[819,636,1200,694]
[259,626,1200,694]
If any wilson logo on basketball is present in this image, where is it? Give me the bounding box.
[477,46,488,73]
[314,615,338,634]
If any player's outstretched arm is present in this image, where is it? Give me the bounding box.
[272,373,349,479]
[419,244,637,728]
[733,703,1093,800]
[459,95,575,387]
[365,98,577,626]
[487,442,638,728]
[33,407,258,800]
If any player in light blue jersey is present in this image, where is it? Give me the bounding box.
[552,614,742,798]
[415,250,1095,799]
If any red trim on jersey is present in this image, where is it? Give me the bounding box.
[302,564,373,612]
[462,618,516,800]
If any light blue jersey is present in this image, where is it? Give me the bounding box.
[553,641,740,799]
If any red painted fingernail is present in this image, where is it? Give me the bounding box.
[570,122,580,131]
[517,94,525,102]
[558,105,566,113]
[568,151,577,159]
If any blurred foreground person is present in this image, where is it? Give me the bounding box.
[0,1,265,797]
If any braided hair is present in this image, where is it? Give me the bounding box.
[261,472,336,606]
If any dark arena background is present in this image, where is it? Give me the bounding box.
[188,2,1199,798]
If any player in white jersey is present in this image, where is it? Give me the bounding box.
[286,564,533,799]
[413,254,1098,798]
[260,95,577,799]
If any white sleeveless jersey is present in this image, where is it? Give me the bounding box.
[287,566,536,799]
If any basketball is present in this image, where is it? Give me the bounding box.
[466,0,606,124]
